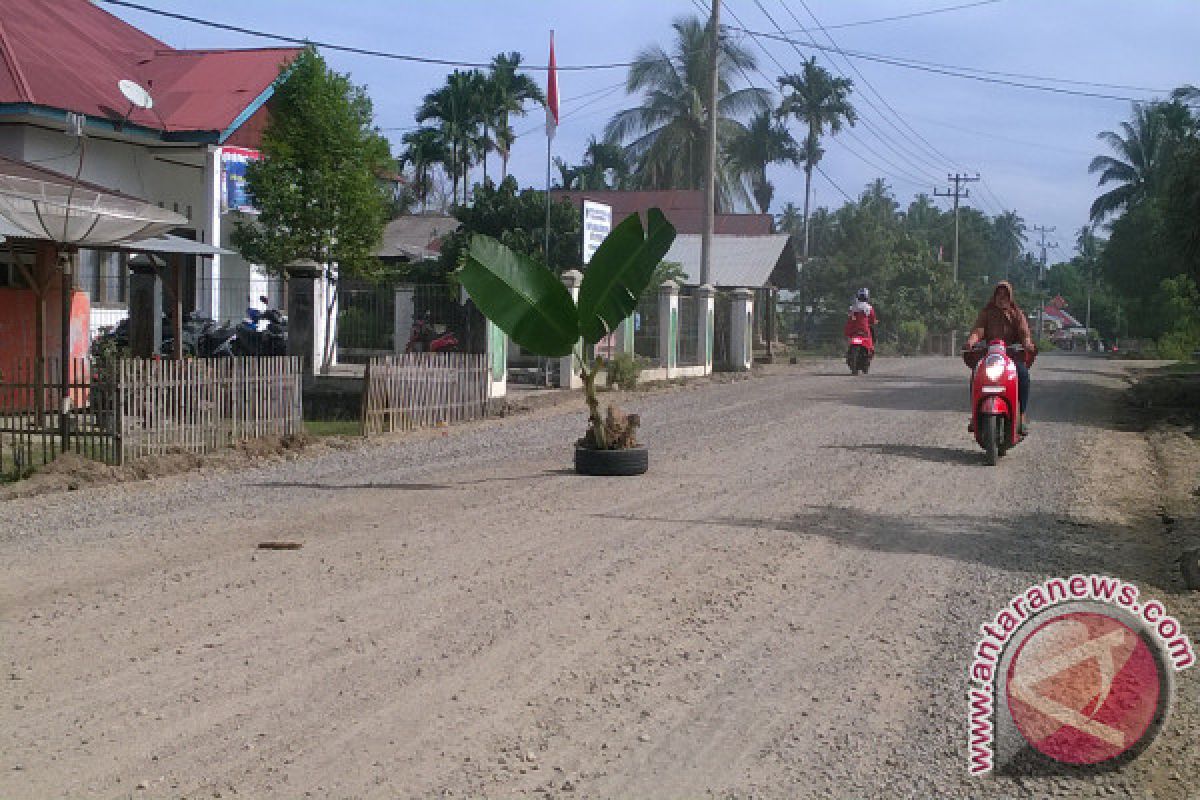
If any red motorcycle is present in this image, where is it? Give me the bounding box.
[964,340,1034,465]
[405,316,460,354]
[845,335,873,375]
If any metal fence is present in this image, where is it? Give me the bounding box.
[338,282,482,363]
[361,352,490,436]
[0,357,118,475]
[0,355,303,475]
[633,294,660,365]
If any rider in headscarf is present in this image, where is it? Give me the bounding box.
[965,280,1035,434]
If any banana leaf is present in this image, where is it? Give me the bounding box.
[458,235,579,357]
[577,209,677,345]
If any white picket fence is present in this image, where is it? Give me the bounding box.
[117,357,304,462]
[361,352,490,436]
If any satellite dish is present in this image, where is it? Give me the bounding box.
[118,79,154,110]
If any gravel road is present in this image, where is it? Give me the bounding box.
[2,355,1196,799]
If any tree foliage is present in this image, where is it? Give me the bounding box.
[232,46,392,278]
[439,176,581,276]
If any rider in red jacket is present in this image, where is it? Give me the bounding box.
[843,288,878,352]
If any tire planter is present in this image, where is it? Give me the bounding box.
[574,445,649,476]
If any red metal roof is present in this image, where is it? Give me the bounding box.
[0,0,300,137]
[550,188,773,235]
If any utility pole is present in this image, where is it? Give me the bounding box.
[934,173,979,283]
[699,0,719,287]
[1031,224,1057,348]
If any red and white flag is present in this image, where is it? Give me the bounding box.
[545,32,559,140]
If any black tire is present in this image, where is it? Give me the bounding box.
[575,445,648,476]
[981,415,999,466]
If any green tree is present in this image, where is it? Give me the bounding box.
[776,201,803,236]
[439,176,581,276]
[489,52,546,180]
[724,109,800,213]
[605,14,770,209]
[400,127,450,213]
[417,70,486,206]
[991,210,1027,282]
[232,46,392,373]
[777,57,856,260]
[1088,102,1181,221]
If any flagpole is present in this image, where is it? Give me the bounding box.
[544,29,556,267]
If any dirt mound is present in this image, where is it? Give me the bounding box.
[0,434,318,502]
[1127,369,1200,434]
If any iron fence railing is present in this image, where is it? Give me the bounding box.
[633,295,660,365]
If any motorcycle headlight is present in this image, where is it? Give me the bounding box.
[983,355,1006,382]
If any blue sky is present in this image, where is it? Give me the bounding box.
[106,0,1199,259]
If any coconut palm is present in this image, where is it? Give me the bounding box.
[489,52,546,180]
[1088,102,1190,222]
[604,14,771,210]
[776,201,803,235]
[724,109,801,214]
[777,57,857,259]
[400,127,450,212]
[992,210,1027,280]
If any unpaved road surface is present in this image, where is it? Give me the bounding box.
[2,355,1197,799]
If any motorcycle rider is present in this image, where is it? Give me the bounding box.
[844,287,878,355]
[964,280,1035,435]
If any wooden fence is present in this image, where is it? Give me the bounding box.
[361,352,490,436]
[0,356,303,475]
[117,357,303,462]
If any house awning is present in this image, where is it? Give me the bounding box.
[108,235,233,258]
[661,233,798,289]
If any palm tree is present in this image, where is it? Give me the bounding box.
[604,14,771,210]
[489,52,546,180]
[992,210,1027,281]
[724,109,800,214]
[416,70,484,206]
[776,201,803,235]
[1088,102,1184,222]
[400,127,449,212]
[777,57,857,259]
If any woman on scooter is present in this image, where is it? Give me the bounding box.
[964,280,1035,435]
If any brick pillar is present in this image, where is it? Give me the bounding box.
[557,269,583,389]
[696,283,716,374]
[658,280,679,376]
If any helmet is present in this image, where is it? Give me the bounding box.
[856,288,869,302]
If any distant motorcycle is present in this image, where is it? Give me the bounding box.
[405,314,459,354]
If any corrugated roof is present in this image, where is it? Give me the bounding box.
[377,215,459,261]
[550,189,772,235]
[0,0,299,137]
[661,234,797,288]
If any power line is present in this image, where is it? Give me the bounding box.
[99,0,635,71]
[724,23,1163,102]
[786,0,964,171]
[934,172,980,282]
[815,163,852,202]
[787,0,1003,32]
[748,0,948,180]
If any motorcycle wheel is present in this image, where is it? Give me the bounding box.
[981,415,999,466]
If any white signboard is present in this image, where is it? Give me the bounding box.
[582,200,612,265]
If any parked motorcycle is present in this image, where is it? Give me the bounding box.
[231,304,288,357]
[405,314,459,354]
[964,340,1034,465]
[845,335,873,375]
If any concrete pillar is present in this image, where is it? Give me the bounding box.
[611,314,635,357]
[557,269,583,389]
[730,288,754,371]
[658,280,679,375]
[286,259,323,376]
[200,145,222,318]
[487,319,507,399]
[394,286,415,354]
[127,254,163,358]
[696,283,716,374]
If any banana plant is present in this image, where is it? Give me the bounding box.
[457,208,676,449]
